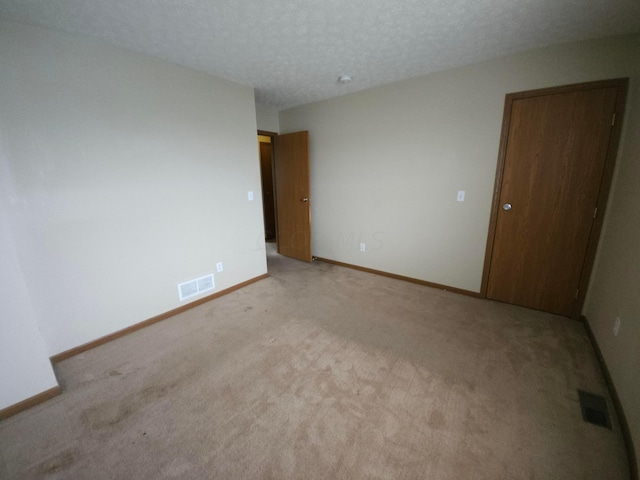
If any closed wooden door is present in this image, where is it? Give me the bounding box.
[484,80,627,317]
[274,131,312,262]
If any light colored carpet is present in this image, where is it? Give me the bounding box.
[0,245,630,479]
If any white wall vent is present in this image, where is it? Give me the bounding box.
[178,273,215,301]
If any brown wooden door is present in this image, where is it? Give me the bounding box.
[274,131,312,262]
[259,141,276,240]
[485,81,626,317]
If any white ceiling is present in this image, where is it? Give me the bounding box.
[1,0,639,110]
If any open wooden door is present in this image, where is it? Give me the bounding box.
[482,79,627,318]
[274,131,312,262]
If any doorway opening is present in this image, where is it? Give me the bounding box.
[258,130,277,244]
[258,130,312,264]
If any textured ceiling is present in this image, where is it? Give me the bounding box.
[1,0,639,110]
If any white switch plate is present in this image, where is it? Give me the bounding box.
[457,190,465,202]
[216,262,224,272]
[248,191,254,201]
[360,243,366,252]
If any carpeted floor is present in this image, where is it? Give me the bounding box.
[0,245,630,479]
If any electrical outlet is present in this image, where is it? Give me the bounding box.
[360,243,366,252]
[216,262,223,272]
[613,317,621,336]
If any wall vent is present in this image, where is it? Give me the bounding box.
[178,274,215,301]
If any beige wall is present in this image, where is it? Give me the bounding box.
[280,34,638,292]
[256,104,280,133]
[280,33,639,466]
[0,21,266,365]
[584,34,640,469]
[0,178,58,409]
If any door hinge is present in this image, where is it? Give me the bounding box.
[612,113,616,126]
[593,207,598,219]
[575,288,580,299]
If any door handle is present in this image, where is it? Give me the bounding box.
[301,197,309,202]
[502,203,512,211]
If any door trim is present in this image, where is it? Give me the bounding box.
[480,78,629,318]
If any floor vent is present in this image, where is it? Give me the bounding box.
[178,274,215,301]
[578,390,611,429]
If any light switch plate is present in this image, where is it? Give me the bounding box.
[457,190,465,202]
[248,191,254,201]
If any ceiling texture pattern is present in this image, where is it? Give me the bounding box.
[1,0,639,110]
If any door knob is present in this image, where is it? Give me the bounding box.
[502,203,512,211]
[301,197,309,202]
